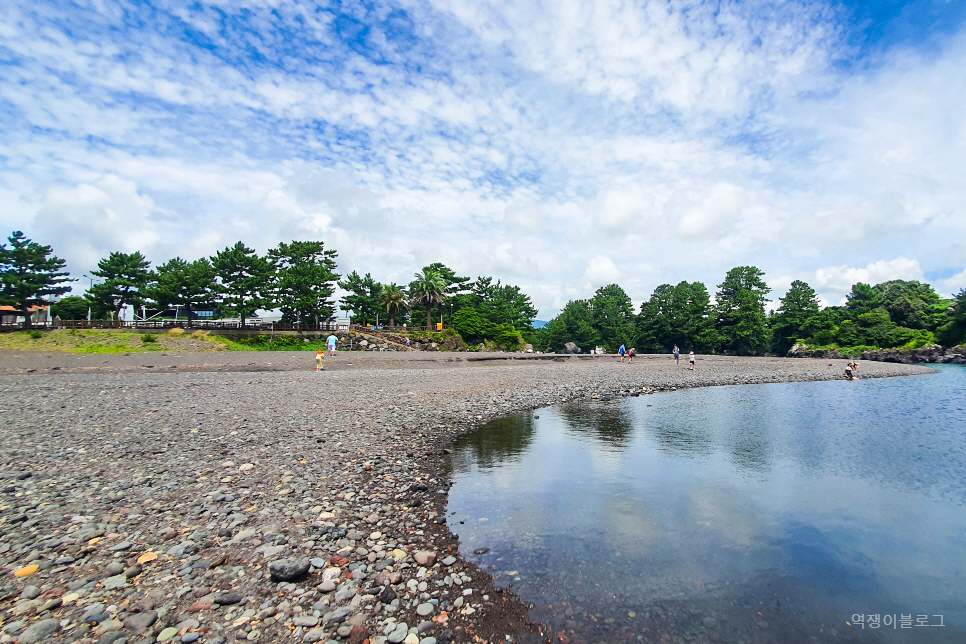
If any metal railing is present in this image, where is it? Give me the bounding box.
[25,320,349,331]
[350,324,452,333]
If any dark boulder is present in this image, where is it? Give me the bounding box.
[269,558,310,582]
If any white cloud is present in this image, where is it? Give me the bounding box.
[937,268,966,297]
[670,182,749,239]
[1,1,964,318]
[32,175,162,275]
[812,257,925,305]
[594,185,655,235]
[581,256,622,290]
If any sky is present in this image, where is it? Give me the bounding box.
[2,0,965,318]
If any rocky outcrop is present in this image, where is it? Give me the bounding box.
[563,342,581,354]
[788,343,966,364]
[333,330,412,352]
[786,344,844,359]
[861,344,965,364]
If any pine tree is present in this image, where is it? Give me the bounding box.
[211,242,271,326]
[88,251,151,319]
[269,241,339,323]
[770,280,820,355]
[0,231,73,328]
[715,266,770,355]
[149,257,216,325]
[338,271,383,325]
[590,284,636,353]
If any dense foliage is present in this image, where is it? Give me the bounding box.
[791,280,951,353]
[715,266,771,354]
[268,241,339,323]
[50,295,92,320]
[769,280,821,355]
[338,271,384,325]
[88,251,151,319]
[149,257,215,322]
[636,281,717,353]
[536,268,961,356]
[938,288,966,347]
[211,242,272,326]
[7,229,965,353]
[0,231,73,328]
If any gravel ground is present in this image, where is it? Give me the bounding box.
[0,351,933,644]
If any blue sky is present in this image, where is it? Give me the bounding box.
[2,0,965,316]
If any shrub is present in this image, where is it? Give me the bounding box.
[167,328,185,336]
[141,333,157,343]
[27,330,43,339]
[190,330,210,339]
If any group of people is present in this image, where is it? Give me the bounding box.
[616,344,696,369]
[315,334,339,370]
[673,345,695,370]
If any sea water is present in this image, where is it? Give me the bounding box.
[446,365,966,643]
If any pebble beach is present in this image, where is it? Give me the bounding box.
[0,351,934,644]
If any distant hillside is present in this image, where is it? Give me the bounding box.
[531,320,549,329]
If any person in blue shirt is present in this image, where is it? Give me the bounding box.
[618,344,626,362]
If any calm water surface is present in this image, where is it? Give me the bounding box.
[446,366,966,643]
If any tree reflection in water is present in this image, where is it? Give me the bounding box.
[448,414,535,473]
[558,402,635,450]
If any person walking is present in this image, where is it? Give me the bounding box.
[673,345,680,364]
[618,344,626,362]
[326,334,338,356]
[688,350,695,370]
[627,347,635,363]
[315,349,325,371]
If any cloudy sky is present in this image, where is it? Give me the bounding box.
[2,0,965,317]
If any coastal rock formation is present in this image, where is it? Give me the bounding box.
[861,344,965,364]
[563,342,581,354]
[788,343,965,364]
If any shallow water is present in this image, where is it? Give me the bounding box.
[446,366,966,643]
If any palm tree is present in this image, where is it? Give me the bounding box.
[381,283,407,327]
[410,270,447,328]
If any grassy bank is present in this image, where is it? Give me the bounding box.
[0,329,233,353]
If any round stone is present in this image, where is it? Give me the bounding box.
[269,558,310,582]
[18,619,60,643]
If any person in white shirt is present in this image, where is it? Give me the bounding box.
[688,350,695,370]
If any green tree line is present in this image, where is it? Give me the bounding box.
[338,262,537,349]
[530,266,966,355]
[3,231,964,352]
[0,232,539,349]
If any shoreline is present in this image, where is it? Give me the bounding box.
[0,353,935,644]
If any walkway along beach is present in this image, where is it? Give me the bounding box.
[0,352,933,644]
